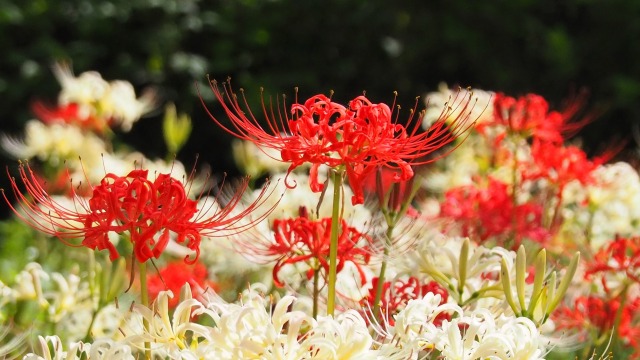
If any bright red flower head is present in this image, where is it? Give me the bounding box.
[481,92,592,145]
[364,276,450,327]
[201,79,475,205]
[147,260,216,309]
[244,207,371,288]
[2,163,275,263]
[553,295,640,352]
[439,177,549,248]
[523,139,604,192]
[585,236,640,292]
[32,102,109,134]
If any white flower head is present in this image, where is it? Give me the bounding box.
[423,83,494,129]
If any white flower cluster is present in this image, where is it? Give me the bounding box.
[21,285,546,360]
[561,162,640,249]
[53,63,156,132]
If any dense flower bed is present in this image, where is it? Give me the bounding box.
[0,64,638,359]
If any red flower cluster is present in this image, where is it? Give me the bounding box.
[553,295,640,352]
[364,276,450,326]
[440,178,549,248]
[147,260,215,308]
[523,140,603,192]
[32,102,109,134]
[3,163,274,263]
[585,236,640,292]
[254,207,371,288]
[480,92,590,145]
[202,80,474,205]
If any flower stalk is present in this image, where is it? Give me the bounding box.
[327,168,343,316]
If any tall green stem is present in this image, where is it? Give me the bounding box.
[312,267,320,319]
[139,261,151,360]
[327,169,343,316]
[371,225,395,321]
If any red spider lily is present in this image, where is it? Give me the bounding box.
[585,236,640,292]
[362,167,417,213]
[2,162,276,263]
[201,79,475,205]
[478,92,591,145]
[553,295,640,352]
[523,139,604,191]
[364,276,450,326]
[247,207,371,288]
[439,177,549,248]
[147,260,216,309]
[32,102,109,134]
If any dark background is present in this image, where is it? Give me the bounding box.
[1,0,639,217]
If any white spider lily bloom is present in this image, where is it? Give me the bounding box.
[423,83,494,129]
[53,63,110,106]
[232,139,291,178]
[413,237,510,305]
[1,120,106,168]
[196,292,314,359]
[433,310,545,360]
[103,80,156,132]
[23,335,88,360]
[122,288,209,357]
[300,310,375,359]
[23,335,134,360]
[255,171,372,232]
[13,263,48,305]
[388,293,462,347]
[561,162,640,250]
[52,63,155,132]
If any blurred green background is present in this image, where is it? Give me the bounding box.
[1,0,639,202]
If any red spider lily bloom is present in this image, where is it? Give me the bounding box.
[147,260,216,308]
[2,162,275,263]
[32,102,109,134]
[585,236,640,292]
[440,177,549,248]
[364,276,450,327]
[523,139,605,191]
[245,207,371,288]
[201,79,475,205]
[362,167,417,213]
[478,92,591,145]
[553,295,640,352]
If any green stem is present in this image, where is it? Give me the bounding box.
[139,261,151,360]
[610,284,629,354]
[327,169,343,316]
[371,224,395,321]
[312,267,320,319]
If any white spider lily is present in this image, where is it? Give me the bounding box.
[23,335,134,360]
[433,309,545,360]
[197,293,314,359]
[121,287,208,357]
[300,310,374,359]
[415,237,509,305]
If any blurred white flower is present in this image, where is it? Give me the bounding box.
[1,120,106,168]
[53,63,110,106]
[103,80,156,132]
[52,62,156,132]
[561,162,640,249]
[24,335,134,360]
[232,139,291,178]
[423,83,494,129]
[255,171,372,232]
